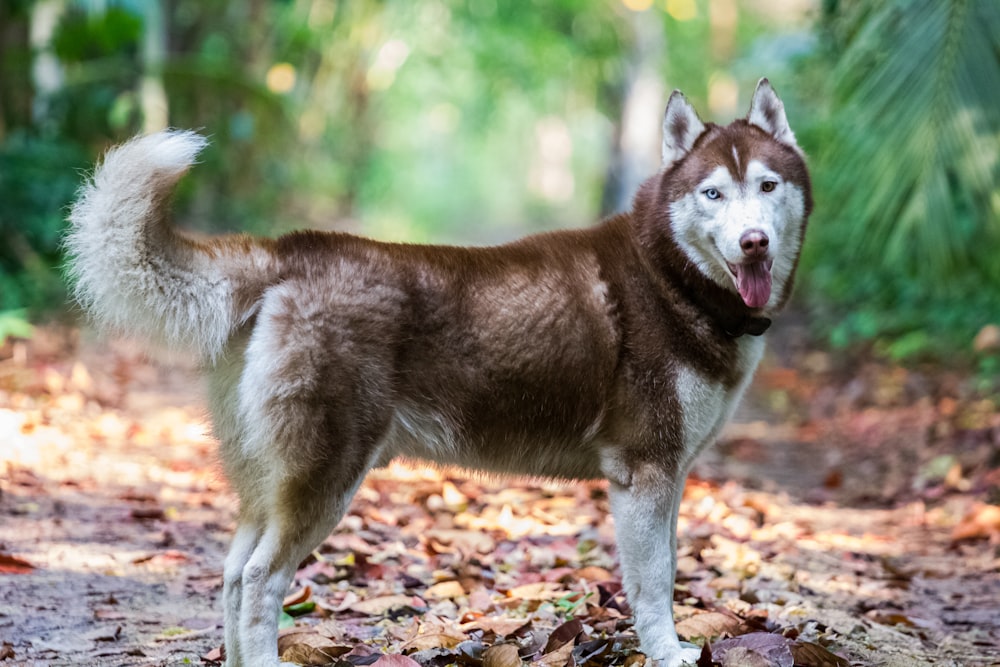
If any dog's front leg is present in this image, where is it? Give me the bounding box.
[607,467,702,667]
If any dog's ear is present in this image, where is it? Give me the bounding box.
[747,78,799,150]
[662,90,706,167]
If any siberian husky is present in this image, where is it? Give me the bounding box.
[65,78,811,667]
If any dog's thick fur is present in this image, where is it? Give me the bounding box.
[65,79,810,667]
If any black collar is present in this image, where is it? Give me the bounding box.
[665,260,773,338]
[672,268,773,338]
[724,314,772,338]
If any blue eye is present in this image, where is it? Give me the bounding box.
[703,187,721,200]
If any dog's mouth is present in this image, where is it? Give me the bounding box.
[727,259,773,309]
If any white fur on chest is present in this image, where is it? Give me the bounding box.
[675,336,765,464]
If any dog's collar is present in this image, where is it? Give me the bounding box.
[693,286,773,338]
[724,315,772,338]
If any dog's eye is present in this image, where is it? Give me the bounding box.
[703,188,721,200]
[761,181,777,193]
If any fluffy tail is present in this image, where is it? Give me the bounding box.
[65,130,269,360]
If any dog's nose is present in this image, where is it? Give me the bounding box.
[739,229,769,258]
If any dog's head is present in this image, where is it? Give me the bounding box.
[657,79,812,312]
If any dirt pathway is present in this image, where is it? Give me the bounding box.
[1,329,998,666]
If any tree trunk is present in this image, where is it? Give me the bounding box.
[600,9,665,216]
[29,0,65,128]
[140,0,169,132]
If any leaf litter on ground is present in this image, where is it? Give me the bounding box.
[1,327,999,666]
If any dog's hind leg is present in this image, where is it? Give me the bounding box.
[222,519,262,666]
[225,281,399,665]
[234,469,371,667]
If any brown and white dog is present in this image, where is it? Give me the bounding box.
[65,78,811,667]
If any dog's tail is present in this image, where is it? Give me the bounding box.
[65,130,274,360]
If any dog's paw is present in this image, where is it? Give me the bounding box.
[656,643,703,667]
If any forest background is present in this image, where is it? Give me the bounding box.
[2,2,1000,665]
[0,0,998,369]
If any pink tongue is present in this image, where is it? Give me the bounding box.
[735,261,772,308]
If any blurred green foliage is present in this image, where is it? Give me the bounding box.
[1,0,998,365]
[0,132,88,312]
[794,0,1000,361]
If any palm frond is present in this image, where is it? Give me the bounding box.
[816,0,1000,280]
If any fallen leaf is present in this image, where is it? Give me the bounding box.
[536,640,575,667]
[572,638,613,665]
[623,654,645,667]
[506,582,565,602]
[482,643,522,667]
[0,553,34,574]
[467,589,495,612]
[789,641,851,667]
[951,502,1000,542]
[574,566,613,582]
[454,639,487,664]
[425,528,496,555]
[279,632,351,665]
[201,646,224,663]
[675,611,744,642]
[283,585,313,608]
[711,633,792,667]
[399,629,466,652]
[461,618,533,637]
[864,610,921,628]
[350,594,425,616]
[441,481,469,511]
[425,580,466,600]
[130,506,166,521]
[543,618,584,653]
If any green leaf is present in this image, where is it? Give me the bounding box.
[0,310,34,345]
[282,601,316,617]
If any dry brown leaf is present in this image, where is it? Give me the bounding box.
[283,585,312,608]
[201,646,224,662]
[789,641,850,667]
[712,633,792,667]
[279,632,351,665]
[482,643,523,667]
[399,629,466,652]
[424,580,465,600]
[951,502,1000,542]
[425,528,496,554]
[719,647,766,667]
[536,639,575,667]
[371,654,423,667]
[543,618,583,653]
[467,589,495,612]
[461,617,533,637]
[574,565,613,582]
[277,627,316,651]
[864,610,922,628]
[0,553,35,574]
[350,594,424,615]
[622,654,645,667]
[506,581,565,601]
[675,611,744,642]
[441,481,469,510]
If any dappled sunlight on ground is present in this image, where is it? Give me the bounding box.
[1,328,999,666]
